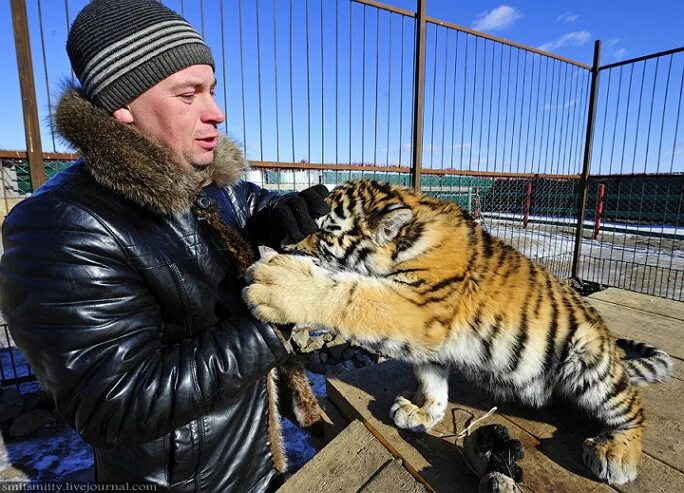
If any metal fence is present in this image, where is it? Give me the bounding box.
[1,0,682,385]
[576,48,684,301]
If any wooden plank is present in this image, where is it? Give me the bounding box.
[588,288,684,322]
[278,420,418,493]
[328,361,620,493]
[588,298,684,380]
[360,459,429,493]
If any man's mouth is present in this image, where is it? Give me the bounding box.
[196,136,218,150]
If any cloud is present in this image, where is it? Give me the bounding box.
[556,12,579,23]
[472,5,523,32]
[539,31,591,52]
[545,98,580,110]
[604,38,628,62]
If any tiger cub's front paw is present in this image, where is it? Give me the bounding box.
[390,395,443,432]
[242,253,330,325]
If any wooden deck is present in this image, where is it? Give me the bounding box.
[283,288,683,493]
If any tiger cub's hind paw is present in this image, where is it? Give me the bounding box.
[583,431,641,485]
[390,395,443,432]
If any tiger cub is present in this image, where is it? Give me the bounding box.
[243,179,673,485]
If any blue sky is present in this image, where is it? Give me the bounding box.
[0,1,682,174]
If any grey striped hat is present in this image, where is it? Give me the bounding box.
[67,0,215,113]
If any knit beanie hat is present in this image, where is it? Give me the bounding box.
[67,0,215,113]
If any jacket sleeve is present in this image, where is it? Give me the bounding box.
[0,197,289,449]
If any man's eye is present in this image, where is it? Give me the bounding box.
[179,93,195,102]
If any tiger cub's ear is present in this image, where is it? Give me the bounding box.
[375,205,413,245]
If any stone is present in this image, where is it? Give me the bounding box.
[21,390,54,413]
[327,342,350,361]
[9,409,56,439]
[291,328,310,351]
[0,387,22,423]
[302,336,326,353]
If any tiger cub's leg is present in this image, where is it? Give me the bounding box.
[390,362,450,432]
[570,351,644,485]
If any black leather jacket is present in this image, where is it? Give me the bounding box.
[0,90,290,492]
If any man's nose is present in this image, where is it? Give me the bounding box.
[204,97,225,125]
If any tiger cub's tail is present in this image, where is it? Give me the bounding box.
[617,338,674,385]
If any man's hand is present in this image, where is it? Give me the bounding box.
[248,184,330,250]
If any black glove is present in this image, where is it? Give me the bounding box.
[248,184,330,250]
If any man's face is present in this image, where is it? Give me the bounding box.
[118,64,225,170]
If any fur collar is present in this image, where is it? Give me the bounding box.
[54,86,249,215]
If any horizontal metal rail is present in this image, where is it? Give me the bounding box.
[599,46,684,71]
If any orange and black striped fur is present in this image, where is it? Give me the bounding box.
[243,179,673,485]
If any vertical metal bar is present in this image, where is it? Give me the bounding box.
[493,42,503,171]
[11,0,45,190]
[509,48,520,173]
[477,38,487,171]
[386,13,393,166]
[361,5,367,165]
[440,27,449,169]
[64,0,74,83]
[238,0,247,154]
[290,0,296,162]
[349,1,353,164]
[449,30,459,169]
[429,26,438,168]
[374,7,380,166]
[256,0,264,161]
[272,0,280,162]
[501,45,513,172]
[485,41,494,170]
[306,0,312,163]
[199,0,205,37]
[36,0,55,152]
[219,0,228,135]
[461,34,469,169]
[571,40,601,280]
[468,37,478,169]
[399,16,405,166]
[411,0,427,191]
[320,0,325,164]
[335,0,339,163]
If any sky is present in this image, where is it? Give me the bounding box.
[0,0,683,175]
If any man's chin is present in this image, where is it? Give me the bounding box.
[191,152,215,171]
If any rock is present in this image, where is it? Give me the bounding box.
[320,332,335,343]
[298,353,320,368]
[9,409,56,438]
[307,363,326,374]
[21,390,54,413]
[327,342,350,361]
[291,328,310,351]
[342,347,358,361]
[302,336,326,353]
[0,388,22,423]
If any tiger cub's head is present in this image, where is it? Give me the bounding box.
[286,179,451,275]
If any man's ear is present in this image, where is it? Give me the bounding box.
[112,107,134,124]
[375,205,413,245]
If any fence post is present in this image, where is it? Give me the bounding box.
[522,180,532,228]
[11,0,45,191]
[593,183,606,239]
[411,0,427,191]
[571,40,601,280]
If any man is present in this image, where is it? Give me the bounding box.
[0,0,328,491]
